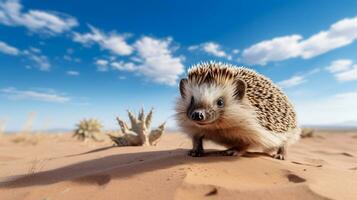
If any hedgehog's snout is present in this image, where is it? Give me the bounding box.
[191,110,205,121]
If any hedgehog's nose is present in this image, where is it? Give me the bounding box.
[191,111,205,121]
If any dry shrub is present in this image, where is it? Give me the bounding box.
[109,109,165,146]
[301,128,315,138]
[73,119,106,141]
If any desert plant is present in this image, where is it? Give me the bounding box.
[22,112,36,133]
[73,119,105,141]
[11,134,41,145]
[0,120,6,135]
[109,108,165,146]
[301,128,315,138]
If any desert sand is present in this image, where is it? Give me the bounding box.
[0,131,357,200]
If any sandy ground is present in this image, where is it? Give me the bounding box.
[0,131,357,200]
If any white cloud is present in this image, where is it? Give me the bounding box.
[66,70,79,76]
[1,87,70,103]
[29,46,41,53]
[242,35,302,65]
[202,42,230,59]
[73,25,133,56]
[0,42,51,71]
[0,0,78,35]
[23,48,50,71]
[307,68,321,75]
[63,55,81,63]
[242,16,357,65]
[91,36,185,85]
[326,59,353,73]
[326,59,357,82]
[0,40,19,55]
[278,68,320,88]
[133,36,185,85]
[300,17,357,58]
[335,66,357,81]
[189,42,232,60]
[95,59,109,71]
[232,49,240,54]
[297,92,357,125]
[94,58,135,72]
[110,61,136,71]
[278,75,306,88]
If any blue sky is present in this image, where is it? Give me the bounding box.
[1,0,357,131]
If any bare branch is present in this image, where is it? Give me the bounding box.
[145,108,153,129]
[138,108,145,121]
[116,117,129,133]
[111,108,165,146]
[127,110,138,127]
[149,122,166,145]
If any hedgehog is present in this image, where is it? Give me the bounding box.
[175,62,300,160]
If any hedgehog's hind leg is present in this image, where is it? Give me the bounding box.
[188,135,205,157]
[272,144,287,160]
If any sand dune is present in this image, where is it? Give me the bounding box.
[0,131,357,200]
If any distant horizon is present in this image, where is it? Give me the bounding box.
[2,122,357,134]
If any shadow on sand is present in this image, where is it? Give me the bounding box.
[0,147,270,188]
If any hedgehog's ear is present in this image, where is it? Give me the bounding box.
[179,78,188,98]
[233,79,246,100]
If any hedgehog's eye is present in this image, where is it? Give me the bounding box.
[190,96,194,105]
[217,98,224,108]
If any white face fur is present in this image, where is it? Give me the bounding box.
[177,80,248,129]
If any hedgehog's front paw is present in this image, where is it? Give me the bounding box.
[273,154,285,160]
[188,149,204,157]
